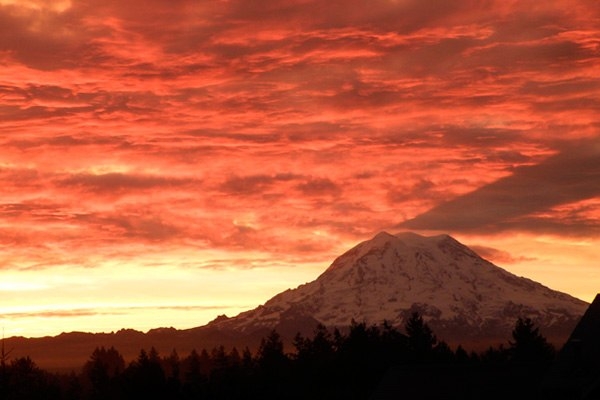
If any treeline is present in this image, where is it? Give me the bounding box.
[0,314,556,399]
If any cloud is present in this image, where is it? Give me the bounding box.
[219,173,299,195]
[2,309,102,319]
[470,245,536,265]
[400,139,600,235]
[295,177,341,196]
[0,0,599,335]
[58,172,194,194]
[0,1,597,276]
[387,178,445,204]
[1,304,237,320]
[71,211,184,242]
[0,5,80,69]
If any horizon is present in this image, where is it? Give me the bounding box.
[1,0,599,338]
[2,230,595,340]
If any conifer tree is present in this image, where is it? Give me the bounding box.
[509,317,554,365]
[405,312,437,361]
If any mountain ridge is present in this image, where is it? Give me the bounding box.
[5,231,588,371]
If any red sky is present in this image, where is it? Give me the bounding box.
[1,0,599,338]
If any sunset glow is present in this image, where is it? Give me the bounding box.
[1,0,599,338]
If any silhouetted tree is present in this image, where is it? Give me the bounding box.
[380,320,409,362]
[257,330,288,372]
[199,348,211,375]
[432,340,454,362]
[334,321,406,399]
[293,324,337,398]
[207,345,249,399]
[163,349,180,379]
[229,347,241,367]
[0,315,569,400]
[163,349,181,396]
[5,357,60,400]
[256,330,290,398]
[181,349,205,399]
[455,345,470,363]
[294,324,335,364]
[60,372,83,400]
[481,344,509,365]
[241,347,254,370]
[405,312,437,361]
[509,317,555,365]
[211,345,229,371]
[83,346,125,400]
[123,348,167,400]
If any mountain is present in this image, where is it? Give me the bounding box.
[208,231,588,346]
[6,231,588,371]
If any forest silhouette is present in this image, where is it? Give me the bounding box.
[0,314,558,399]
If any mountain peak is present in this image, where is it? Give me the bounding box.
[371,231,462,248]
[373,230,447,243]
[209,231,588,346]
[323,231,471,275]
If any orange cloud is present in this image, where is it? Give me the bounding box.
[0,0,599,336]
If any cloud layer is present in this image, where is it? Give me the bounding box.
[0,0,599,336]
[402,140,600,235]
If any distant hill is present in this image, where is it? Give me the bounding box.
[6,232,587,371]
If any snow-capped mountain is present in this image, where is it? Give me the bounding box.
[13,231,589,370]
[210,232,588,345]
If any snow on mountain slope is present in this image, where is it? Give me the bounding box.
[210,232,588,343]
